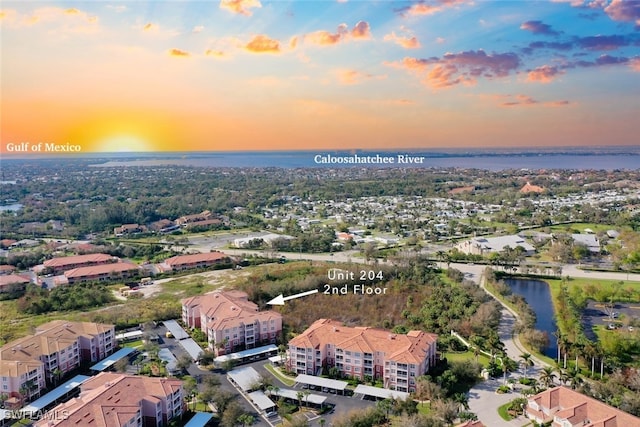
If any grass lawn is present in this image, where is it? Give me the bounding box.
[264,363,296,387]
[497,402,515,421]
[122,339,144,348]
[442,350,491,366]
[416,402,432,415]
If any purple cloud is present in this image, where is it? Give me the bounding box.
[520,20,560,36]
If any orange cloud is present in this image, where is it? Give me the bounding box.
[527,65,564,83]
[220,0,261,16]
[305,24,348,45]
[351,21,371,39]
[490,94,571,108]
[245,35,280,53]
[168,48,190,57]
[289,36,298,50]
[3,7,99,30]
[406,3,442,16]
[304,22,372,46]
[630,57,640,72]
[384,32,420,49]
[205,49,226,58]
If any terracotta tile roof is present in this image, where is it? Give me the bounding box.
[528,386,640,426]
[164,251,228,267]
[35,320,114,337]
[0,274,29,287]
[0,359,43,378]
[63,262,140,279]
[289,319,437,364]
[0,321,113,363]
[183,291,281,331]
[0,333,77,362]
[35,372,183,427]
[43,253,115,268]
[520,181,544,193]
[0,265,16,273]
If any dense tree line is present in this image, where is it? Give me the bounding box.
[16,283,114,314]
[3,159,638,239]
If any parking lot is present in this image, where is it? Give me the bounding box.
[584,301,640,335]
[124,322,379,426]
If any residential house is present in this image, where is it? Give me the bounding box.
[113,224,146,236]
[526,386,640,426]
[286,319,438,393]
[34,372,184,427]
[182,290,282,355]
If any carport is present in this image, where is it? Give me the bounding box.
[353,384,410,401]
[21,375,90,415]
[271,388,327,408]
[294,374,348,395]
[214,344,278,366]
[183,412,214,427]
[227,366,262,392]
[90,347,136,371]
[248,390,277,415]
[163,320,190,340]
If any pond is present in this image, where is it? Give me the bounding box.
[505,278,557,359]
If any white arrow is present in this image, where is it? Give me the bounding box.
[267,289,319,305]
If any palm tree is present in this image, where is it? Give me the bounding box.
[567,368,582,390]
[296,391,303,408]
[237,414,255,427]
[519,353,534,378]
[452,393,470,411]
[539,366,556,389]
[52,368,63,387]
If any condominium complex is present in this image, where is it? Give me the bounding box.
[0,321,115,401]
[287,319,438,393]
[34,372,184,427]
[526,386,640,426]
[161,251,229,272]
[182,290,282,355]
[43,254,117,274]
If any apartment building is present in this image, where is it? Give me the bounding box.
[34,372,184,427]
[0,360,45,403]
[63,262,141,284]
[35,320,116,363]
[0,321,115,400]
[161,251,229,272]
[287,319,438,393]
[526,386,640,426]
[182,290,282,355]
[43,254,117,275]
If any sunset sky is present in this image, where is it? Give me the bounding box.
[1,0,639,153]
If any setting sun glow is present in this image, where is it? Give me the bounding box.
[97,135,150,153]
